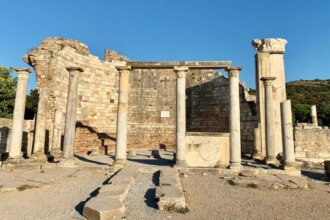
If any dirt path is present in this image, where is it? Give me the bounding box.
[0,169,108,220]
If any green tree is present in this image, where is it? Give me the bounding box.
[0,66,16,118]
[25,88,39,119]
[292,103,310,123]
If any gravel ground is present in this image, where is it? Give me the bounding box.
[124,172,185,219]
[0,168,108,220]
[179,173,330,220]
[124,172,330,220]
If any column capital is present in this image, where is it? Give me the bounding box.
[12,67,32,80]
[252,38,287,54]
[173,66,189,78]
[261,76,276,86]
[66,66,84,77]
[226,67,242,78]
[116,65,132,71]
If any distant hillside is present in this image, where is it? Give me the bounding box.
[286,79,330,126]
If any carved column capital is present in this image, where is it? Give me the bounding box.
[66,66,84,77]
[116,66,132,76]
[12,67,32,80]
[252,38,287,54]
[173,66,189,78]
[226,67,242,78]
[261,76,276,87]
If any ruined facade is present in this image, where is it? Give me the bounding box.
[22,37,257,155]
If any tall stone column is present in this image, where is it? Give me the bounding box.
[33,87,49,155]
[227,67,242,169]
[9,68,31,158]
[114,66,131,165]
[51,108,63,156]
[261,77,277,164]
[252,38,288,157]
[311,105,318,127]
[62,67,83,159]
[281,100,295,166]
[174,66,189,166]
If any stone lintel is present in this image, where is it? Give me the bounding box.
[12,67,32,73]
[127,61,232,69]
[66,66,84,72]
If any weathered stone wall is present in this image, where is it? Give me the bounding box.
[0,118,34,155]
[186,71,258,153]
[24,37,258,154]
[128,69,176,148]
[25,38,123,154]
[294,124,330,163]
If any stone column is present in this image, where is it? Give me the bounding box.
[253,123,262,159]
[227,67,242,169]
[261,77,277,164]
[114,66,131,165]
[33,87,49,155]
[9,68,31,158]
[311,105,318,127]
[51,108,63,156]
[281,100,295,166]
[62,67,83,159]
[252,38,288,157]
[174,66,189,166]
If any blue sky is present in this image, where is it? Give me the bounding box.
[0,0,329,91]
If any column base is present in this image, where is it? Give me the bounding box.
[174,159,187,168]
[50,149,63,160]
[264,157,279,166]
[30,152,48,162]
[113,159,128,168]
[229,162,242,170]
[58,158,77,167]
[280,161,302,169]
[252,152,264,160]
[214,161,229,168]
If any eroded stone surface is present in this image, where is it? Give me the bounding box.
[83,197,125,220]
[156,168,186,211]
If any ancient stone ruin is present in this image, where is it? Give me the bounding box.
[2,37,330,220]
[0,37,304,169]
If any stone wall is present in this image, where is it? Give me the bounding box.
[294,124,330,163]
[24,37,258,154]
[0,118,34,155]
[186,72,258,153]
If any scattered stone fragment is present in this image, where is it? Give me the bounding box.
[83,197,125,220]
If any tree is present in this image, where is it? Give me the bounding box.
[0,66,16,118]
[25,88,39,119]
[292,103,310,123]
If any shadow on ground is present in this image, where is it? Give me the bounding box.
[74,154,110,166]
[144,171,160,209]
[301,169,329,182]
